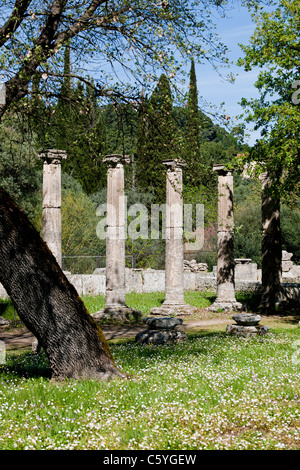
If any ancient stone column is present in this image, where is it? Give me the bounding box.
[150,159,198,316]
[209,164,242,311]
[39,149,67,268]
[93,155,141,323]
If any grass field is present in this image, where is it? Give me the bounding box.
[0,289,261,325]
[0,289,300,450]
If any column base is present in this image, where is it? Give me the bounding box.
[92,305,142,324]
[150,302,199,317]
[226,324,270,337]
[207,300,243,313]
[136,318,187,345]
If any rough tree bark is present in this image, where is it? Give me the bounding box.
[0,187,123,381]
[260,173,282,311]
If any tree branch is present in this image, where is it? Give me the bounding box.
[53,0,107,45]
[0,0,108,117]
[0,0,32,48]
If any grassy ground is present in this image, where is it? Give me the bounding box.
[0,290,216,327]
[82,290,216,322]
[0,289,262,326]
[1,291,300,450]
[0,318,300,448]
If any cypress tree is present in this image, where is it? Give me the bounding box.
[135,74,177,202]
[184,58,216,188]
[184,58,202,186]
[59,80,107,194]
[53,44,107,193]
[30,73,50,148]
[54,42,74,153]
[135,90,149,180]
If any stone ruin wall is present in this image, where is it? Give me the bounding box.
[0,252,299,300]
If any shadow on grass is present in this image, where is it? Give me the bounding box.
[0,301,8,316]
[263,313,300,325]
[4,351,51,379]
[235,291,262,312]
[110,330,226,362]
[0,299,23,327]
[201,292,217,304]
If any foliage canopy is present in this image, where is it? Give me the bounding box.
[237,0,300,200]
[0,0,238,119]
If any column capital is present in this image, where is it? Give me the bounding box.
[213,164,232,176]
[103,154,130,167]
[163,159,186,171]
[39,149,67,164]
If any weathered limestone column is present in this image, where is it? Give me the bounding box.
[104,154,128,308]
[150,159,198,316]
[259,172,282,309]
[93,155,142,323]
[209,164,242,312]
[39,149,66,268]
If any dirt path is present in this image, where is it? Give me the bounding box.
[2,310,296,351]
[0,315,233,350]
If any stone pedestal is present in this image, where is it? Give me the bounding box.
[234,259,258,282]
[135,317,187,345]
[208,164,242,312]
[226,313,270,337]
[150,159,198,317]
[92,155,142,324]
[39,149,67,268]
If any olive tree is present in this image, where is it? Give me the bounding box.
[0,0,245,380]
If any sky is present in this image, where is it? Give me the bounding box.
[81,2,264,148]
[0,1,265,147]
[194,3,263,146]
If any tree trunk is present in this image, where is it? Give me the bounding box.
[260,174,282,312]
[0,187,123,381]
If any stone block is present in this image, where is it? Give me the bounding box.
[282,250,293,261]
[150,303,199,316]
[183,271,196,291]
[226,324,270,337]
[0,316,10,327]
[136,329,187,345]
[232,313,261,326]
[142,269,165,293]
[282,260,293,272]
[93,268,106,275]
[125,268,144,293]
[143,317,183,330]
[136,315,187,345]
[65,275,84,295]
[0,283,9,300]
[81,274,105,296]
[226,312,269,337]
[207,300,243,312]
[235,260,258,281]
[92,306,142,324]
[184,259,208,273]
